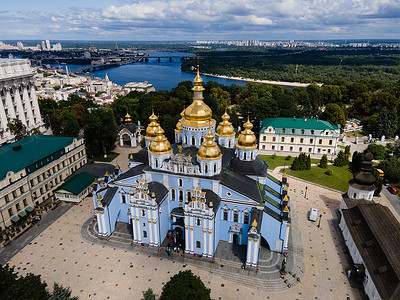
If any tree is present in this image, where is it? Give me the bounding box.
[7,118,28,141]
[83,108,118,157]
[291,153,310,171]
[49,283,78,300]
[160,270,211,300]
[374,108,398,138]
[60,109,80,137]
[365,144,386,160]
[142,288,156,300]
[319,154,328,168]
[0,264,50,300]
[276,93,297,117]
[322,103,345,131]
[333,151,349,167]
[350,151,364,172]
[379,157,400,183]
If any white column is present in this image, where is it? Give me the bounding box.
[185,226,189,252]
[190,226,194,253]
[252,239,258,265]
[246,239,252,264]
[96,212,103,233]
[283,224,290,251]
[22,84,34,127]
[229,231,232,243]
[136,219,142,242]
[203,229,207,256]
[5,88,16,119]
[153,220,158,246]
[148,219,153,245]
[13,86,27,125]
[0,92,8,132]
[132,216,138,242]
[119,136,123,146]
[101,213,107,235]
[30,85,42,126]
[208,230,212,257]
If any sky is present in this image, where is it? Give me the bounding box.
[0,0,399,41]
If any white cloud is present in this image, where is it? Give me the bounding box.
[0,0,399,39]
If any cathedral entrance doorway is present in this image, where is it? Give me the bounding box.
[261,236,270,250]
[233,233,239,245]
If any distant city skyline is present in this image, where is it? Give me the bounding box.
[1,0,399,41]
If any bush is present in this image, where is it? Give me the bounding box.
[334,151,349,167]
[319,154,328,168]
[285,155,292,161]
[365,144,387,160]
[325,168,333,175]
[291,153,311,170]
[271,153,277,159]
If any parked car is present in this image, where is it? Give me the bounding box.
[388,186,398,194]
[309,208,318,221]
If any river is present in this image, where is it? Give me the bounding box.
[54,51,248,91]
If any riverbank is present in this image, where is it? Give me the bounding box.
[201,73,323,88]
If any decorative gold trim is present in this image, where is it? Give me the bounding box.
[248,238,252,242]
[190,228,193,231]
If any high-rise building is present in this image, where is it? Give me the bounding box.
[17,42,24,51]
[45,40,51,51]
[0,58,45,144]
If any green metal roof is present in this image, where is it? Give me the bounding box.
[18,211,27,218]
[10,215,20,222]
[25,206,34,212]
[260,117,339,132]
[0,135,82,181]
[56,172,96,195]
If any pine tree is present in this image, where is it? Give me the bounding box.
[319,154,328,168]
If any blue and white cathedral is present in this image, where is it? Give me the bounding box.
[93,68,291,267]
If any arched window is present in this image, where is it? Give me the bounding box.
[201,137,204,144]
[205,164,208,173]
[250,152,253,160]
[196,218,201,226]
[179,190,184,202]
[191,136,195,146]
[213,164,217,173]
[155,158,158,168]
[228,140,231,148]
[244,152,247,160]
[178,178,183,187]
[171,188,176,201]
[185,135,188,144]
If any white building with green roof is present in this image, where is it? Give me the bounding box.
[0,134,86,244]
[259,117,340,156]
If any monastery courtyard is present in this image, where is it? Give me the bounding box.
[9,151,388,300]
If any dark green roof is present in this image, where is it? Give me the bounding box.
[56,172,96,195]
[0,135,81,181]
[260,117,339,132]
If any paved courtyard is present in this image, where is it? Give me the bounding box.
[7,165,367,299]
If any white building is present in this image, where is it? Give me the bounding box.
[0,59,45,144]
[340,202,400,300]
[259,117,340,156]
[123,82,155,94]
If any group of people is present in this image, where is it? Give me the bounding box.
[165,229,184,255]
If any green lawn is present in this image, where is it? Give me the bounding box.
[258,155,319,170]
[286,165,353,192]
[93,151,120,162]
[346,130,366,137]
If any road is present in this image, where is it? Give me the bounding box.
[382,186,400,216]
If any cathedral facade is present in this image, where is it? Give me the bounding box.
[93,69,291,267]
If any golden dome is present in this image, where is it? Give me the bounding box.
[148,126,172,155]
[216,110,235,137]
[145,110,159,138]
[125,113,132,125]
[181,66,216,127]
[237,117,257,149]
[197,130,222,160]
[175,109,185,132]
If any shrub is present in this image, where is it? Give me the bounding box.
[271,153,277,159]
[285,155,292,161]
[325,168,333,175]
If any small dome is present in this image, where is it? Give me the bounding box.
[192,65,205,93]
[149,126,172,155]
[124,113,132,125]
[237,117,257,148]
[197,130,222,160]
[175,109,185,132]
[145,111,159,138]
[216,110,235,137]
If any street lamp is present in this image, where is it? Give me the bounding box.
[304,186,308,198]
[317,214,322,228]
